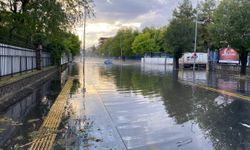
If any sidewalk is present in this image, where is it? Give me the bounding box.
[0,66,55,87]
[83,83,127,149]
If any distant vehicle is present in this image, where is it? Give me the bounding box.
[179,52,208,68]
[104,59,113,65]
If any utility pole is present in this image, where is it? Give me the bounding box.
[82,6,87,92]
[193,0,199,82]
[83,6,87,61]
[193,5,198,72]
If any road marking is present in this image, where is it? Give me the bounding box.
[195,84,250,101]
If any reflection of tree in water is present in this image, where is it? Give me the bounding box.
[196,98,250,150]
[160,70,194,124]
[99,66,162,96]
[99,65,250,149]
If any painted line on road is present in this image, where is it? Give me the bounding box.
[195,83,250,101]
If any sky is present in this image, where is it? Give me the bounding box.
[76,0,198,48]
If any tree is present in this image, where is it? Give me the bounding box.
[96,27,165,57]
[163,0,195,69]
[116,28,139,57]
[96,28,139,57]
[209,0,250,75]
[63,33,81,56]
[0,0,91,63]
[132,28,161,56]
[97,38,115,56]
[197,0,217,51]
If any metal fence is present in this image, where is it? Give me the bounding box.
[60,53,72,65]
[42,52,51,67]
[0,43,51,77]
[144,52,173,58]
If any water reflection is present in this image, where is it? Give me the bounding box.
[97,63,250,149]
[0,67,69,149]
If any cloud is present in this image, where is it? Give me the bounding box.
[106,0,112,4]
[91,0,181,24]
[77,21,141,47]
[76,0,199,47]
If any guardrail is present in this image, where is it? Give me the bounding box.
[0,43,51,77]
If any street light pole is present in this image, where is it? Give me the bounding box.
[193,0,199,83]
[193,1,198,72]
[83,6,87,60]
[82,6,87,92]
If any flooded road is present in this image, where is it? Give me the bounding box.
[83,58,250,150]
[1,58,250,149]
[0,67,69,149]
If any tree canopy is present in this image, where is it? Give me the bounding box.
[0,0,94,64]
[97,28,138,57]
[96,27,165,57]
[209,0,250,74]
[197,0,217,51]
[132,27,164,56]
[163,0,195,69]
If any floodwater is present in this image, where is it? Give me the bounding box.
[82,58,250,150]
[2,58,250,150]
[0,67,69,149]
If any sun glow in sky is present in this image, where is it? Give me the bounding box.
[76,0,198,48]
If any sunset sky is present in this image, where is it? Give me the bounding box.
[76,0,198,48]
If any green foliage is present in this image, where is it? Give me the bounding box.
[197,0,217,51]
[132,31,160,55]
[163,0,195,68]
[0,0,90,63]
[97,27,165,57]
[209,0,250,50]
[97,28,138,57]
[47,39,65,65]
[117,28,139,56]
[63,33,81,56]
[33,33,47,47]
[209,0,250,74]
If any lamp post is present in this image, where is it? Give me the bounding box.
[193,0,199,72]
[83,6,87,61]
[82,6,87,92]
[193,0,199,83]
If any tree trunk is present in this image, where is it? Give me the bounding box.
[239,78,246,93]
[240,51,248,75]
[173,56,179,70]
[172,69,179,81]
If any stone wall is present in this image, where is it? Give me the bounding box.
[0,67,58,112]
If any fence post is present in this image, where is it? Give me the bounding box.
[25,56,27,71]
[11,56,13,76]
[0,46,2,77]
[36,45,42,70]
[32,56,33,71]
[20,56,22,74]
